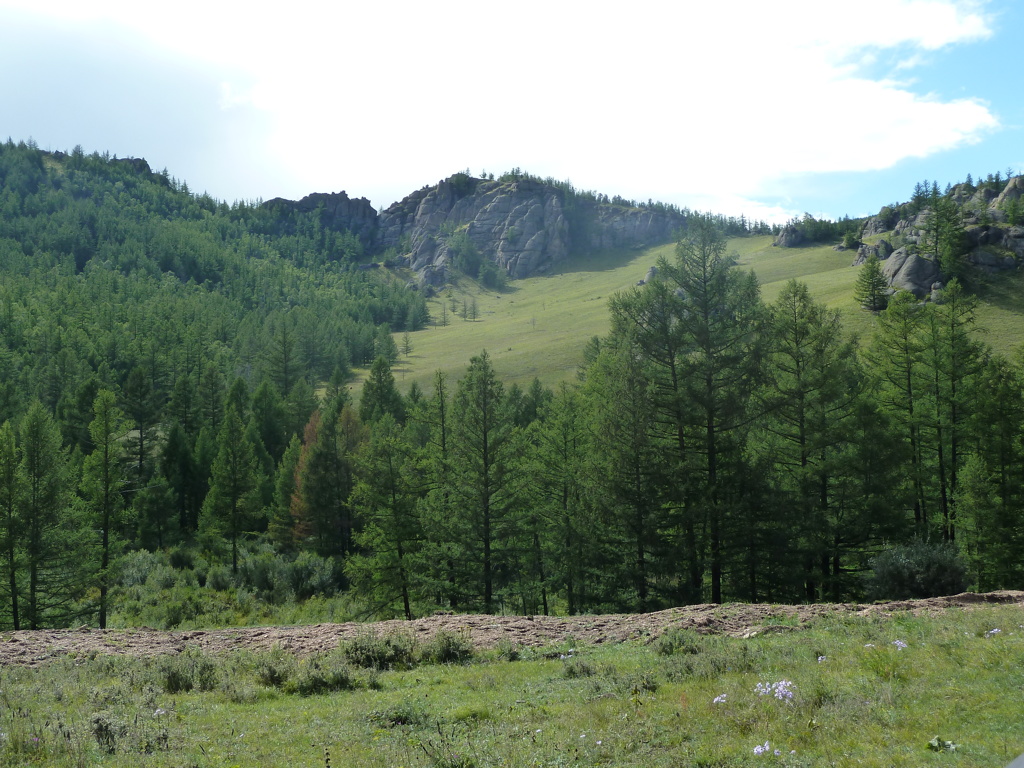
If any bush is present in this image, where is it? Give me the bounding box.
[288,551,338,599]
[286,653,355,696]
[653,628,702,656]
[867,540,968,600]
[342,631,417,670]
[157,647,220,693]
[254,647,297,689]
[206,565,233,591]
[422,630,474,665]
[116,550,164,588]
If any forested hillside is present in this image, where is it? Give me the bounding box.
[0,140,428,628]
[1,139,1022,632]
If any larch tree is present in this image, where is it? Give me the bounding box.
[81,389,130,629]
[201,405,261,574]
[448,352,522,614]
[346,414,422,619]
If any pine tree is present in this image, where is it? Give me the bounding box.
[360,356,405,424]
[81,390,130,629]
[19,402,80,628]
[201,405,261,574]
[448,352,522,613]
[0,421,21,628]
[657,218,764,603]
[346,414,422,619]
[854,254,888,311]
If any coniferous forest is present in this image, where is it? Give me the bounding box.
[0,139,1020,630]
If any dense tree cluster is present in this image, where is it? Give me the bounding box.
[0,140,428,627]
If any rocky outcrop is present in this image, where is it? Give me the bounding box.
[993,176,1024,210]
[376,174,686,281]
[852,239,893,266]
[881,247,942,298]
[863,208,899,237]
[262,191,378,247]
[773,224,803,247]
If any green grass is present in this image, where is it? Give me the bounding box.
[366,236,1024,396]
[380,246,665,394]
[3,606,1024,766]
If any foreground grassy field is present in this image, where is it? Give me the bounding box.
[3,604,1023,767]
[375,236,1024,396]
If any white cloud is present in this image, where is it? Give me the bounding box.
[0,0,1001,220]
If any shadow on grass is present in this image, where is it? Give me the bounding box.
[972,268,1024,314]
[554,245,665,276]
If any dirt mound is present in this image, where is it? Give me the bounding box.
[2,591,1021,668]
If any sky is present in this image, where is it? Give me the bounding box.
[1,0,1021,224]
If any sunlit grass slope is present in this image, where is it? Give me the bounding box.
[378,236,1024,395]
[385,246,673,393]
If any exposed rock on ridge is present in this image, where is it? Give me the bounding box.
[854,175,1024,297]
[262,191,378,248]
[377,175,687,284]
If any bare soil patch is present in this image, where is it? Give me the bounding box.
[2,591,1021,668]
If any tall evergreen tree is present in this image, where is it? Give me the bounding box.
[80,390,130,629]
[19,402,80,628]
[868,291,928,532]
[346,414,422,619]
[448,352,521,613]
[0,421,21,628]
[360,356,406,425]
[657,218,764,602]
[854,254,888,311]
[201,405,261,574]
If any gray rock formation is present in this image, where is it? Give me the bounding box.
[994,176,1024,209]
[852,239,893,266]
[376,174,686,281]
[863,208,899,237]
[773,224,803,248]
[881,247,942,298]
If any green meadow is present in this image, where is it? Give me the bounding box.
[4,606,1023,767]
[375,236,1024,395]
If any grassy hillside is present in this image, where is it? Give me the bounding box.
[379,236,1024,395]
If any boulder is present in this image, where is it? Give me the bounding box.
[852,239,893,266]
[773,225,803,248]
[993,176,1024,209]
[881,247,942,298]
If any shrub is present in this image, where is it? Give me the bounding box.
[157,648,220,693]
[206,565,233,591]
[342,631,417,670]
[561,657,596,679]
[286,653,356,696]
[288,552,338,599]
[494,638,520,662]
[254,647,297,689]
[368,700,428,728]
[867,540,968,600]
[422,630,474,665]
[654,628,702,656]
[116,550,164,588]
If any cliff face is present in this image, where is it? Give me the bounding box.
[261,174,687,284]
[376,174,686,284]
